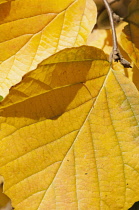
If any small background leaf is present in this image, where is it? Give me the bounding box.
[87,22,131,74]
[120,23,139,69]
[119,0,139,92]
[120,0,139,69]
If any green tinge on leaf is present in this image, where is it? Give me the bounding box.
[0,96,3,102]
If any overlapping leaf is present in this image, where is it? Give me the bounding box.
[87,22,131,74]
[0,46,139,209]
[87,22,127,57]
[120,0,139,69]
[0,0,97,98]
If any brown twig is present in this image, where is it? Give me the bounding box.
[102,0,131,68]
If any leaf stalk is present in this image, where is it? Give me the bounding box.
[102,0,131,68]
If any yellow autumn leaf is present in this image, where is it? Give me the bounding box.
[0,0,14,4]
[120,0,139,69]
[0,0,97,98]
[87,22,127,56]
[87,22,131,74]
[0,46,139,209]
[87,28,112,55]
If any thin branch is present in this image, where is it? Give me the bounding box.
[102,0,131,68]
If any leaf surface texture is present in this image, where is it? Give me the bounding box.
[0,46,139,209]
[0,0,97,97]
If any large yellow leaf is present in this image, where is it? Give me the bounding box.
[120,0,139,69]
[0,46,139,209]
[0,0,97,98]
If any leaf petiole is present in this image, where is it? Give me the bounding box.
[102,0,131,68]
